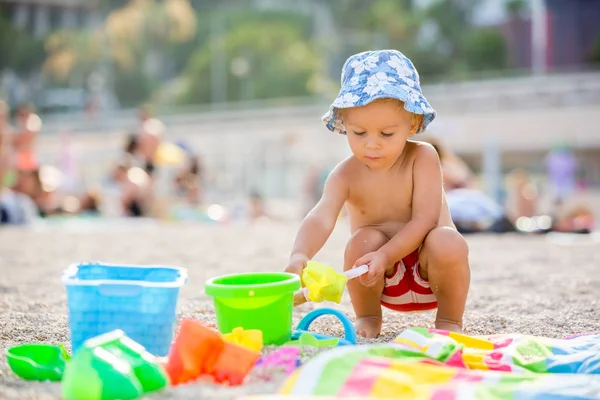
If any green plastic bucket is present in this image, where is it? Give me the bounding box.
[205,272,301,345]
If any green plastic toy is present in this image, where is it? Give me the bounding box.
[285,332,339,348]
[6,343,69,381]
[62,330,168,400]
[205,272,301,345]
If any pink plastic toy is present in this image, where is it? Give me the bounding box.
[256,347,301,376]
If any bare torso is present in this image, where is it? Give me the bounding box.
[340,141,454,239]
[0,124,14,171]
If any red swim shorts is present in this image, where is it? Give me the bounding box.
[381,248,438,312]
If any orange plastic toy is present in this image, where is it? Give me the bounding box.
[165,318,260,386]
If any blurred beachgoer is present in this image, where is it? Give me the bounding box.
[121,132,142,167]
[545,143,578,205]
[0,168,43,224]
[505,168,539,221]
[120,131,158,180]
[444,188,515,234]
[425,137,474,190]
[124,132,139,157]
[78,189,101,214]
[427,138,514,233]
[12,103,42,171]
[301,164,328,217]
[248,191,267,221]
[56,188,102,216]
[111,163,154,217]
[137,104,164,174]
[552,203,594,234]
[0,100,14,189]
[174,153,203,205]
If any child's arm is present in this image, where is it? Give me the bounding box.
[356,144,442,281]
[285,168,348,275]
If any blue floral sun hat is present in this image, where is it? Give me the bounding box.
[322,49,436,135]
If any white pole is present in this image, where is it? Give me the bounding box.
[531,0,548,75]
[483,137,502,203]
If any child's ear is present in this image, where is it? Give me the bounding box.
[409,114,423,137]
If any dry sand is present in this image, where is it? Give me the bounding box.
[1,220,599,399]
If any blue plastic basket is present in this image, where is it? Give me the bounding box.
[62,262,187,356]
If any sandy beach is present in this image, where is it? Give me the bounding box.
[1,220,599,399]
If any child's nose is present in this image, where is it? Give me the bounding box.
[365,137,380,150]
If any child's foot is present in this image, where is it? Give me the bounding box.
[435,318,463,333]
[355,316,382,338]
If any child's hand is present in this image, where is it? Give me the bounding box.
[355,251,390,288]
[285,254,309,279]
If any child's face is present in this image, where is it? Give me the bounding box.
[342,100,419,169]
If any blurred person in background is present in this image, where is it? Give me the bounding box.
[123,132,140,165]
[174,153,203,205]
[426,137,475,190]
[51,187,102,216]
[12,103,42,172]
[301,163,329,217]
[121,131,158,184]
[248,190,267,221]
[110,162,154,218]
[505,168,539,221]
[0,168,43,225]
[425,138,514,233]
[543,143,594,233]
[137,104,164,176]
[0,101,13,189]
[552,203,594,234]
[545,142,578,206]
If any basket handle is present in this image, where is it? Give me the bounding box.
[97,284,143,297]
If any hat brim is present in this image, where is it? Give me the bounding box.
[322,88,436,135]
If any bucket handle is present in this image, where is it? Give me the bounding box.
[295,308,357,345]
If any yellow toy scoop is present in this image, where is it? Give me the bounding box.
[293,261,369,307]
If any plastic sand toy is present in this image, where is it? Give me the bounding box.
[293,262,368,306]
[256,347,301,376]
[6,344,69,381]
[62,330,168,400]
[62,262,187,357]
[223,327,263,352]
[205,272,300,345]
[291,308,357,346]
[285,333,339,348]
[166,318,261,386]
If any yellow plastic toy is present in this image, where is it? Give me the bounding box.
[294,262,369,306]
[222,327,264,352]
[302,261,347,303]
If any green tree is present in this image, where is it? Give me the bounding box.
[43,0,197,105]
[179,10,321,104]
[591,34,600,64]
[464,28,508,73]
[43,30,105,84]
[318,0,483,80]
[506,0,527,17]
[0,11,46,74]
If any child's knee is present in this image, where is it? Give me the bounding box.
[424,227,469,267]
[344,228,388,268]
